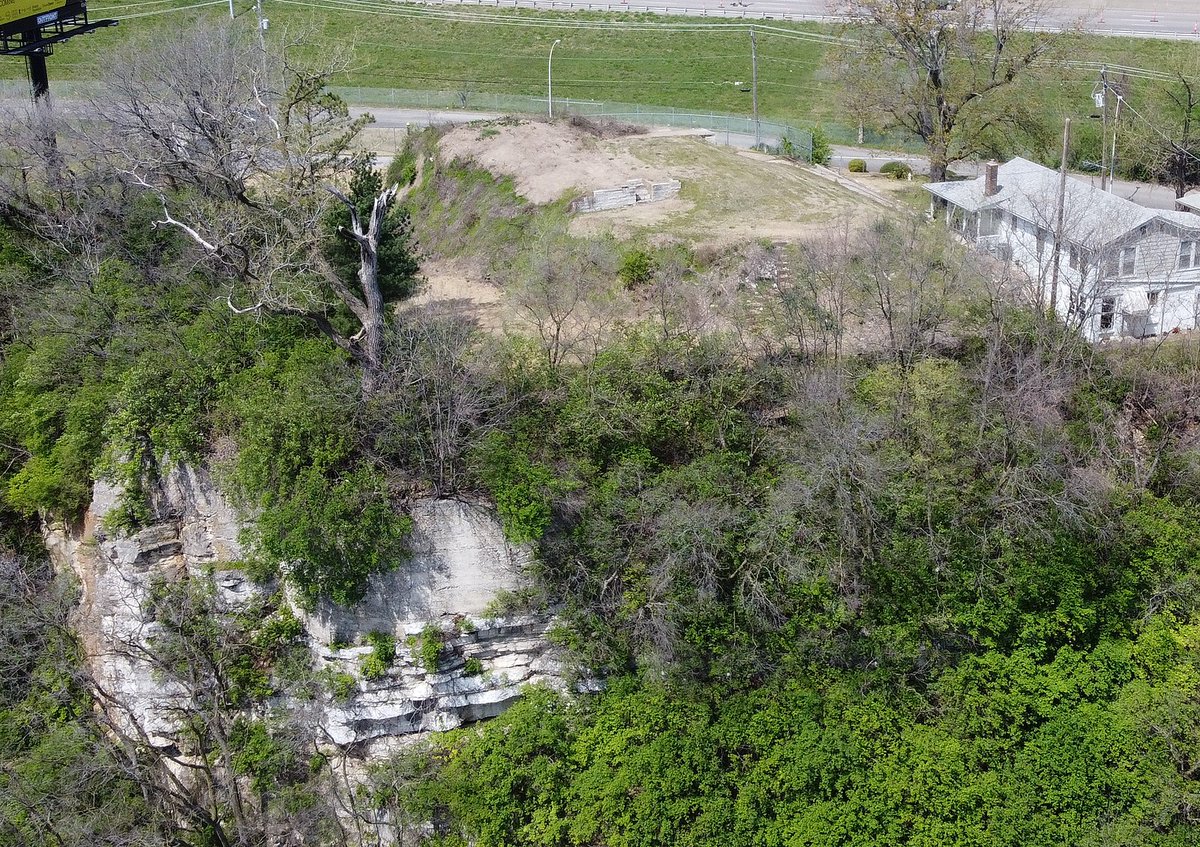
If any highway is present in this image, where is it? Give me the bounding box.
[409,0,1200,39]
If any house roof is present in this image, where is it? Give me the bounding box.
[925,157,1167,247]
[1179,191,1200,213]
[1158,209,1200,231]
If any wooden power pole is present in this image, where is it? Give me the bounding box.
[1048,117,1072,319]
[1100,67,1109,191]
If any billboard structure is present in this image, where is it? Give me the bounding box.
[0,0,115,99]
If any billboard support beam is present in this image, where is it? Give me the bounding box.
[1,2,115,102]
[26,49,48,99]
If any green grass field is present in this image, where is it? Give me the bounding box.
[3,1,1196,152]
[10,3,836,124]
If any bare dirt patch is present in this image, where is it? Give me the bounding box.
[404,121,909,349]
[570,138,891,247]
[436,119,674,204]
[402,258,509,331]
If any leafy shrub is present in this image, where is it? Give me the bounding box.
[809,125,832,165]
[416,624,444,674]
[880,160,913,179]
[476,432,557,543]
[366,630,397,664]
[229,719,302,793]
[361,630,397,680]
[361,654,389,681]
[322,669,356,700]
[848,158,868,173]
[618,249,657,288]
[253,603,304,656]
[219,340,412,606]
[255,464,409,608]
[463,657,484,676]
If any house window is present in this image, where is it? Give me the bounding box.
[1180,240,1198,270]
[1148,290,1160,308]
[1068,245,1089,274]
[1099,297,1116,330]
[979,209,1001,237]
[1121,247,1137,276]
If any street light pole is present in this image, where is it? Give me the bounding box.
[750,26,759,148]
[548,39,562,119]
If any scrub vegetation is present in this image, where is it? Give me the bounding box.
[1,15,1199,847]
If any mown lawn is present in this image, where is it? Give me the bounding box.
[9,2,836,125]
[3,2,1194,151]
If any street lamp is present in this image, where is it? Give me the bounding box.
[548,39,562,119]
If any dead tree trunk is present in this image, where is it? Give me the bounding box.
[329,183,400,393]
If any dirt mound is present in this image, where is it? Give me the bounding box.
[437,119,673,205]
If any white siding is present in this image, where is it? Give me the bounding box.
[937,199,1200,342]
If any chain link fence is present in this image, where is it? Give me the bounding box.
[0,79,815,160]
[332,86,814,160]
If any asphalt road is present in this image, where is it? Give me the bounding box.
[412,0,1200,38]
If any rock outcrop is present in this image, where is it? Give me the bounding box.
[43,462,565,755]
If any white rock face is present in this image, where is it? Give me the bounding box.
[303,498,533,644]
[320,617,562,747]
[43,463,565,754]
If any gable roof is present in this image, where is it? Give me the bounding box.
[925,157,1167,247]
[1158,209,1200,232]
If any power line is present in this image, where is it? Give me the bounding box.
[107,0,225,18]
[91,0,179,11]
[277,0,750,30]
[348,40,751,61]
[278,0,841,40]
[1113,90,1200,166]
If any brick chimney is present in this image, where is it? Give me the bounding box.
[984,161,1000,197]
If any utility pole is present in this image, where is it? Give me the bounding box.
[1100,66,1109,191]
[1049,117,1072,320]
[750,26,760,149]
[255,0,267,53]
[228,0,235,18]
[548,38,561,119]
[1109,94,1122,193]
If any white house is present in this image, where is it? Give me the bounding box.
[926,157,1200,341]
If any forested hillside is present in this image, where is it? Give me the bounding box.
[2,19,1200,847]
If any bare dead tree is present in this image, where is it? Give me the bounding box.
[90,20,406,391]
[507,218,621,368]
[365,304,517,494]
[859,219,971,361]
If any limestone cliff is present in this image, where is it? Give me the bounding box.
[42,462,566,755]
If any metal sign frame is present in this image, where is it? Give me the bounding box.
[0,0,114,99]
[1,2,113,54]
